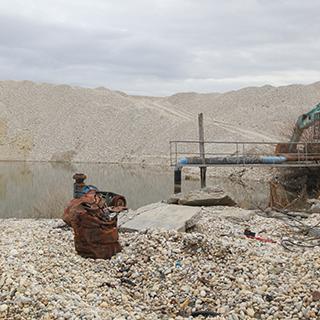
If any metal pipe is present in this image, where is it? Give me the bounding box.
[73,173,87,198]
[174,166,182,194]
[179,155,287,166]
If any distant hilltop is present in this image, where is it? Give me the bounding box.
[0,80,320,164]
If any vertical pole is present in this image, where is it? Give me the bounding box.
[175,142,178,166]
[73,173,87,198]
[174,166,182,194]
[198,113,206,188]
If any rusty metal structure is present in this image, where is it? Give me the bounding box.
[64,190,122,259]
[64,173,128,259]
[170,140,320,210]
[313,115,320,140]
[170,140,320,194]
[72,173,127,207]
[170,106,320,211]
[170,140,320,167]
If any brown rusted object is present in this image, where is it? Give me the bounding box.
[64,190,121,259]
[275,143,320,160]
[269,180,290,209]
[275,143,297,155]
[63,198,84,226]
[73,173,87,198]
[281,154,320,161]
[269,179,308,210]
[63,191,97,226]
[110,195,126,207]
[73,173,87,182]
[72,211,121,259]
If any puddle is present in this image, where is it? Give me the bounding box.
[0,162,269,218]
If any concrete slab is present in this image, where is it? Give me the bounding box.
[119,202,201,232]
[168,187,236,207]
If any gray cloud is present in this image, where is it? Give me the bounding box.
[0,0,319,95]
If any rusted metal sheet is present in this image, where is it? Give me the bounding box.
[282,154,320,161]
[64,190,121,259]
[269,179,309,210]
[72,211,121,259]
[269,180,291,209]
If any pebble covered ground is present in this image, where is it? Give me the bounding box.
[0,207,320,320]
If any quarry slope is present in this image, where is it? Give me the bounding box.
[1,80,320,164]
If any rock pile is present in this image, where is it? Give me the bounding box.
[1,207,320,319]
[168,187,237,207]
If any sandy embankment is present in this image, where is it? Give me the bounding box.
[1,80,320,165]
[1,207,319,320]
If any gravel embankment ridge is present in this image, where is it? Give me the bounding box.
[1,207,319,320]
[1,80,320,164]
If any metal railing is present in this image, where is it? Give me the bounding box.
[169,140,320,167]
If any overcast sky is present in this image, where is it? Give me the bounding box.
[0,0,319,95]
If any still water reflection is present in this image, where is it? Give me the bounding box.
[0,162,269,218]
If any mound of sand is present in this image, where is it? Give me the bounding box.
[0,80,320,164]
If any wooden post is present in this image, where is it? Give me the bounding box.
[198,113,206,188]
[174,166,182,194]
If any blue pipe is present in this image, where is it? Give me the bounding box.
[179,157,189,165]
[178,155,287,166]
[260,156,287,164]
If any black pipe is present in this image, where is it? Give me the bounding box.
[174,166,182,194]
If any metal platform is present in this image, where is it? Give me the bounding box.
[170,140,320,168]
[175,162,320,168]
[170,140,320,193]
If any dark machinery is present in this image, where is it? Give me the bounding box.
[276,102,320,156]
[72,173,127,207]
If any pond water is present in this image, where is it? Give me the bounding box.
[0,162,269,218]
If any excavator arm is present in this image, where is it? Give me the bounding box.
[275,102,320,154]
[289,102,320,144]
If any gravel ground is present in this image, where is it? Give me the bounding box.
[1,207,319,320]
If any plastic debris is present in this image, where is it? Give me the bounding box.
[244,228,276,243]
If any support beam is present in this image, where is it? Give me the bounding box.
[174,166,182,194]
[198,113,207,188]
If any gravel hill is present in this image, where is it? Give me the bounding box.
[1,80,320,164]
